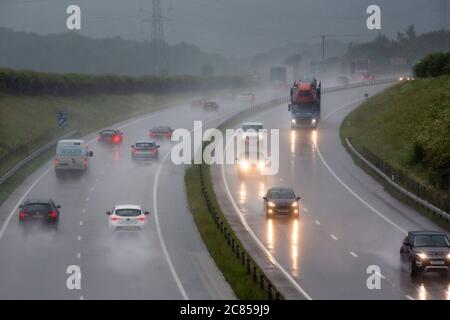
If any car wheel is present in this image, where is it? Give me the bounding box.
[409,259,418,277]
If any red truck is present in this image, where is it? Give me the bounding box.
[288,79,321,129]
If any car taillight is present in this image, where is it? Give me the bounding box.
[165,132,171,137]
[149,132,156,137]
[98,135,102,141]
[111,216,121,221]
[54,159,59,166]
[137,216,146,222]
[19,211,27,220]
[83,159,88,167]
[113,135,121,143]
[49,211,58,219]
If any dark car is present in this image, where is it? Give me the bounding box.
[19,199,61,224]
[131,140,160,160]
[202,101,219,110]
[149,126,173,139]
[98,129,123,145]
[263,187,300,218]
[400,231,450,277]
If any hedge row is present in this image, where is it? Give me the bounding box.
[413,52,450,78]
[0,68,249,96]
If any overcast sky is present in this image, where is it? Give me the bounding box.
[0,0,446,58]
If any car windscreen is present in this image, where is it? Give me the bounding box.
[152,127,170,132]
[114,209,141,217]
[270,190,295,199]
[136,143,155,149]
[101,130,116,136]
[57,148,83,156]
[25,203,51,213]
[414,235,450,247]
[242,125,263,132]
[292,105,315,112]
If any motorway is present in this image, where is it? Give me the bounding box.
[0,91,276,299]
[214,84,450,300]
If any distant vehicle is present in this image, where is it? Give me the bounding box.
[361,72,375,81]
[202,100,219,110]
[54,139,93,174]
[19,199,61,225]
[289,78,321,129]
[191,98,207,107]
[106,205,150,232]
[336,76,350,86]
[149,126,173,139]
[263,187,300,218]
[131,141,160,160]
[237,150,269,177]
[238,92,255,103]
[98,129,123,145]
[219,91,236,101]
[399,76,414,81]
[241,122,265,141]
[400,231,450,277]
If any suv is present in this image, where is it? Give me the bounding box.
[19,199,61,224]
[263,187,300,218]
[400,231,450,277]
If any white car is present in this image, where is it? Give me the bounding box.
[241,122,265,141]
[106,205,150,232]
[54,139,93,173]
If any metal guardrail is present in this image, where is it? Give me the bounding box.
[0,130,77,186]
[346,137,450,222]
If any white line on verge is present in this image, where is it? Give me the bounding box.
[349,251,358,258]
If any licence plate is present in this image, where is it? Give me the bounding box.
[119,219,138,225]
[430,261,445,265]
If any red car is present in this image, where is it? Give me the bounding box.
[149,126,173,139]
[98,129,123,145]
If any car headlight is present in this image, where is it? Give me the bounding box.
[268,201,276,207]
[258,134,263,140]
[447,253,450,260]
[291,201,298,207]
[417,253,428,260]
[291,119,296,124]
[311,118,317,124]
[257,161,265,170]
[399,77,404,81]
[240,161,249,170]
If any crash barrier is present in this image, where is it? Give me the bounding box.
[197,161,283,300]
[0,130,77,186]
[346,137,450,223]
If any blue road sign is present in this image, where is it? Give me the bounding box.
[57,111,68,128]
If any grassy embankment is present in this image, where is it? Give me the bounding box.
[341,76,450,226]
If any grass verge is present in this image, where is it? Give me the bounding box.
[185,164,277,300]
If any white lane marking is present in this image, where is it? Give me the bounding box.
[95,178,99,182]
[77,236,82,241]
[90,187,95,191]
[349,251,358,258]
[82,209,86,213]
[221,162,312,300]
[330,234,338,241]
[153,150,189,300]
[79,221,83,226]
[313,104,408,236]
[85,197,90,202]
[303,207,309,213]
[323,98,364,120]
[79,296,84,300]
[0,167,52,240]
[77,253,81,259]
[405,295,415,300]
[315,220,321,226]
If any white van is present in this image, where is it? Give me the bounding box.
[54,139,93,173]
